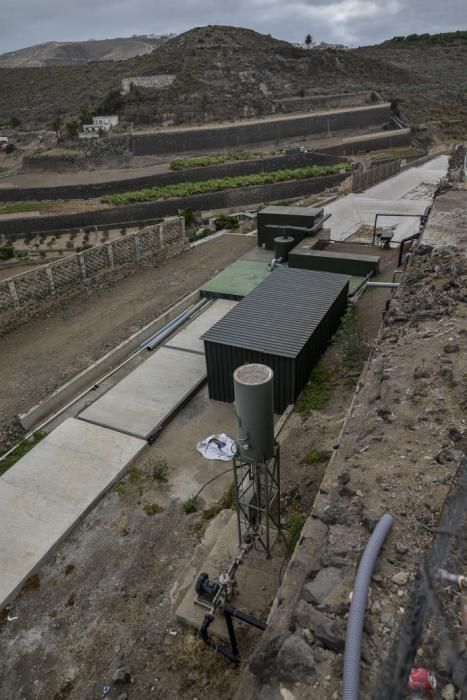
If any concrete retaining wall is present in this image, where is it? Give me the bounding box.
[132,104,391,155]
[274,91,374,114]
[0,153,343,204]
[0,173,348,239]
[0,217,185,335]
[324,129,410,156]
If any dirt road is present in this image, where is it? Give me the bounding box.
[0,235,255,450]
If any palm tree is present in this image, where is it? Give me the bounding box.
[305,34,313,49]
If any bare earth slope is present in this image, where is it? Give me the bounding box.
[0,35,170,67]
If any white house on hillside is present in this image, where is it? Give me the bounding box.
[79,116,119,140]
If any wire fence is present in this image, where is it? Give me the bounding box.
[0,217,185,323]
[372,458,467,699]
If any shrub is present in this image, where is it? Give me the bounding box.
[65,240,74,249]
[0,245,14,260]
[214,215,239,231]
[183,497,198,514]
[104,163,352,206]
[296,365,333,417]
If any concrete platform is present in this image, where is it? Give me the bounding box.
[79,346,207,440]
[0,418,145,606]
[165,299,236,354]
[175,510,283,641]
[200,260,271,300]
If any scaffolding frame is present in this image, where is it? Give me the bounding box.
[232,443,281,558]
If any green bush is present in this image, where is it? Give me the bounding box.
[170,150,257,170]
[0,245,14,260]
[296,365,333,417]
[104,163,351,206]
[214,215,240,231]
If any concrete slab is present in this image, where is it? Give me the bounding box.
[324,155,448,244]
[165,300,236,354]
[200,260,271,300]
[0,418,145,606]
[79,346,207,439]
[175,510,283,640]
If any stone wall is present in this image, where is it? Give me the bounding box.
[132,104,391,155]
[0,217,184,335]
[274,91,375,114]
[0,173,348,239]
[324,129,410,156]
[121,75,176,94]
[0,152,344,203]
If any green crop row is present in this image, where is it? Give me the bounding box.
[170,150,258,170]
[104,163,351,206]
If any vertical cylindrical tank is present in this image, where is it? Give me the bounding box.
[233,364,275,462]
[274,235,295,262]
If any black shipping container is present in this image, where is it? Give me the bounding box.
[203,267,349,413]
[257,205,324,250]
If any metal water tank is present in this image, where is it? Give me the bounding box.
[274,235,295,262]
[233,364,275,462]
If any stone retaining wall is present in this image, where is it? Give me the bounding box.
[0,153,343,203]
[132,105,391,155]
[0,217,184,335]
[0,173,348,239]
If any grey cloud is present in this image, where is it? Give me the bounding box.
[0,0,466,54]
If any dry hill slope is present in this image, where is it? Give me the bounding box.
[0,26,465,140]
[0,35,172,67]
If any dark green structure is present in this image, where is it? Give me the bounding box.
[289,245,380,276]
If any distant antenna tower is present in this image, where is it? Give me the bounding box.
[232,364,281,558]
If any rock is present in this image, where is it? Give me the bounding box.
[256,685,282,700]
[370,600,381,614]
[280,688,296,700]
[441,684,456,700]
[294,601,329,631]
[112,667,132,684]
[443,342,460,354]
[116,694,129,700]
[392,572,409,586]
[362,512,381,533]
[314,622,345,654]
[303,568,343,605]
[395,542,408,556]
[381,612,395,628]
[414,366,430,379]
[436,448,465,464]
[277,634,316,682]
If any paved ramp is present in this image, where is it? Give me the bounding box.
[0,419,145,606]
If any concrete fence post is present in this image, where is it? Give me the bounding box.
[107,243,114,269]
[8,280,20,309]
[159,225,164,250]
[135,236,142,259]
[46,266,56,295]
[78,254,87,280]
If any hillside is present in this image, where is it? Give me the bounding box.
[0,35,173,67]
[358,31,467,141]
[0,26,465,140]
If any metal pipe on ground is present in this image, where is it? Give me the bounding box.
[366,282,400,289]
[144,299,210,350]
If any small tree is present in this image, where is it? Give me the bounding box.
[305,34,313,48]
[10,116,21,128]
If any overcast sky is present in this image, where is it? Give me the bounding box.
[1,0,466,54]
